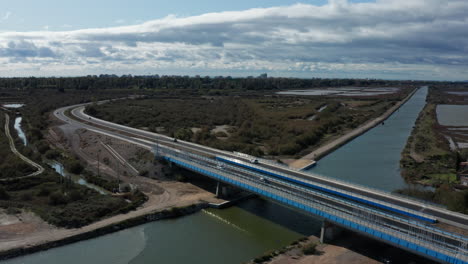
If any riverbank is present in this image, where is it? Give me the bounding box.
[248,235,379,264]
[300,87,419,161]
[0,109,232,261]
[0,193,217,261]
[248,229,438,264]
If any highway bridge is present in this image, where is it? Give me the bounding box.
[54,102,468,264]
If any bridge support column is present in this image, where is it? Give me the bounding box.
[320,221,342,243]
[215,182,241,198]
[215,181,221,197]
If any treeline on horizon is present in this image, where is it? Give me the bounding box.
[0,75,458,91]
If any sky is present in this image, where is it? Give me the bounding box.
[0,0,467,80]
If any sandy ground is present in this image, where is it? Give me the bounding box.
[259,236,379,264]
[0,114,223,254]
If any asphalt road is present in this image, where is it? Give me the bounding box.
[164,148,463,251]
[54,103,468,230]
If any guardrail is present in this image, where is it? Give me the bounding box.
[164,151,468,263]
[231,151,446,209]
[216,155,438,224]
[162,147,468,250]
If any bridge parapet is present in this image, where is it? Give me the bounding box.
[163,148,468,264]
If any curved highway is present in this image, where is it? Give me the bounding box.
[54,102,468,230]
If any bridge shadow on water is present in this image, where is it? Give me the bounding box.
[179,167,438,264]
[238,198,438,264]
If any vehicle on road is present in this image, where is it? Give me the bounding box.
[259,177,269,183]
[250,159,259,164]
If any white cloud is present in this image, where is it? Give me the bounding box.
[0,0,467,80]
[1,11,11,21]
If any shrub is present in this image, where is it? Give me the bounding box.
[65,160,84,174]
[175,174,186,182]
[0,187,10,200]
[6,207,21,215]
[49,191,68,205]
[69,190,83,202]
[36,140,50,154]
[120,183,131,193]
[215,131,228,137]
[37,186,51,196]
[20,192,33,201]
[45,149,61,159]
[302,242,317,255]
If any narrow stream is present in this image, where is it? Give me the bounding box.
[49,161,109,195]
[13,117,27,146]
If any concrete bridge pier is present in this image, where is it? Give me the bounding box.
[215,181,221,197]
[320,221,343,243]
[215,182,241,198]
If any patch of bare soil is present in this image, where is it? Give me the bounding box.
[264,236,379,264]
[0,114,223,254]
[0,209,57,247]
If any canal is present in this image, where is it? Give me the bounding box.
[309,87,428,192]
[2,87,428,264]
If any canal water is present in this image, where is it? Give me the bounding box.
[309,87,428,192]
[2,199,317,264]
[2,88,427,264]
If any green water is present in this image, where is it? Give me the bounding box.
[2,199,315,264]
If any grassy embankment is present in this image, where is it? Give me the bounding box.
[399,96,468,213]
[88,93,404,158]
[400,104,457,185]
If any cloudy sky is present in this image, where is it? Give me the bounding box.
[0,0,467,80]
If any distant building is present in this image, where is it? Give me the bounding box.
[258,73,268,79]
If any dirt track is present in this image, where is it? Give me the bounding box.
[0,114,224,255]
[2,113,44,180]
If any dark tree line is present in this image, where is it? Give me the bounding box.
[0,75,458,91]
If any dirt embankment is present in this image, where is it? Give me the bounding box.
[301,87,418,161]
[248,235,379,264]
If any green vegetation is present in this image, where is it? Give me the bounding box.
[90,95,404,157]
[0,75,427,93]
[0,89,152,227]
[399,85,468,213]
[400,104,456,183]
[251,237,309,263]
[0,114,35,179]
[0,171,146,228]
[302,242,318,255]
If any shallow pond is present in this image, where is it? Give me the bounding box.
[436,105,468,126]
[2,104,24,109]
